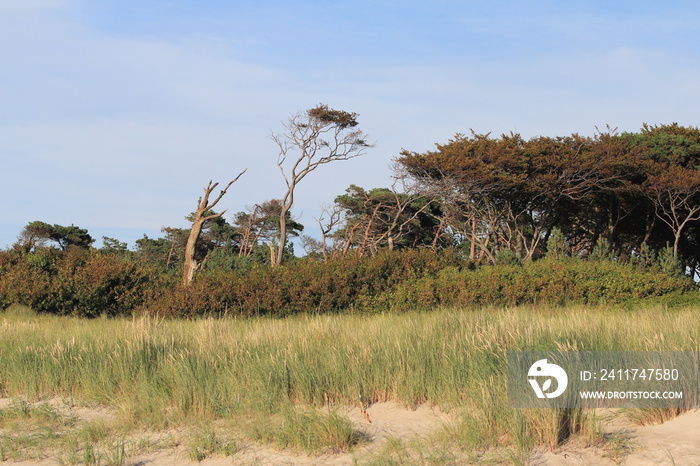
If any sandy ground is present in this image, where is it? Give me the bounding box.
[127,402,452,466]
[2,398,699,465]
[533,408,700,466]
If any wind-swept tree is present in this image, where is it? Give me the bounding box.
[17,221,94,251]
[100,236,129,255]
[271,104,372,266]
[315,203,344,259]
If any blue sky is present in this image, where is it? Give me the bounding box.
[2,0,699,249]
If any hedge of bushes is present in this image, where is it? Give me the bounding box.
[386,258,697,310]
[0,248,164,317]
[0,248,697,318]
[142,249,465,317]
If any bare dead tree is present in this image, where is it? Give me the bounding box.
[316,203,343,260]
[271,104,372,266]
[183,169,247,286]
[236,204,264,257]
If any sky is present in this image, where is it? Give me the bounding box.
[2,0,700,250]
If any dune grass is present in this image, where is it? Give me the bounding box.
[0,303,698,462]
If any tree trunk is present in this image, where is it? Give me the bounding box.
[166,239,176,268]
[320,233,327,260]
[431,218,444,250]
[268,242,276,265]
[470,217,477,261]
[183,219,205,286]
[674,231,682,258]
[275,204,289,266]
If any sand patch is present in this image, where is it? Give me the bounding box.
[119,402,449,466]
[2,397,699,465]
[533,408,700,465]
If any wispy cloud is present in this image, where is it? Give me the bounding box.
[2,0,699,247]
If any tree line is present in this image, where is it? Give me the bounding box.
[9,108,700,283]
[397,123,700,275]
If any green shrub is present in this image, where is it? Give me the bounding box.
[545,228,569,260]
[0,249,164,317]
[0,247,695,318]
[143,249,465,317]
[657,244,683,276]
[494,249,522,266]
[589,237,614,261]
[380,258,696,311]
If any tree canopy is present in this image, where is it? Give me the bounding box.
[17,221,94,251]
[395,124,700,274]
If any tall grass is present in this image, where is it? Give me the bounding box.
[0,303,698,455]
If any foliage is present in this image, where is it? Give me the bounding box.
[100,236,129,254]
[134,232,183,268]
[589,236,614,261]
[545,228,569,260]
[387,258,695,311]
[17,221,94,251]
[1,245,695,318]
[144,253,694,317]
[332,184,446,254]
[494,248,522,266]
[657,244,683,276]
[0,249,165,317]
[396,124,700,275]
[143,249,464,317]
